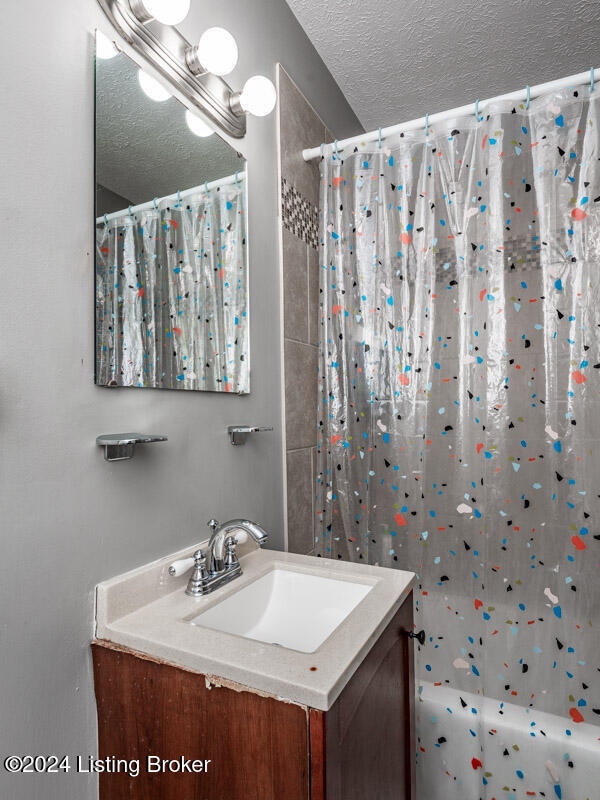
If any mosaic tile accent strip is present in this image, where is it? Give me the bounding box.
[281,178,318,249]
[432,234,541,280]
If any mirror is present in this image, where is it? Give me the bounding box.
[95,43,249,393]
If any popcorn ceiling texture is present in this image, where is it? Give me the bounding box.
[285,0,600,130]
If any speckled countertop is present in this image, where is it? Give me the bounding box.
[95,543,415,711]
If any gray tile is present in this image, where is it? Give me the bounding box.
[286,448,315,554]
[307,245,320,346]
[282,227,309,342]
[277,65,325,208]
[284,340,318,450]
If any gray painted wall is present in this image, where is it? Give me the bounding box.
[0,1,360,797]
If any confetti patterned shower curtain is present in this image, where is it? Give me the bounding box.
[96,176,248,392]
[317,87,599,796]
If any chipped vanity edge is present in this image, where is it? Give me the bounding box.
[202,674,302,707]
[92,639,307,709]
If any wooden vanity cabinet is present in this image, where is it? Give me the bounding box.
[92,592,414,800]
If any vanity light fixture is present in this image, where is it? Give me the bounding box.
[233,75,278,117]
[187,27,238,77]
[138,68,171,101]
[97,0,277,138]
[129,0,190,26]
[185,109,214,137]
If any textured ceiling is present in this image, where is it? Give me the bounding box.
[285,0,600,133]
[96,51,244,206]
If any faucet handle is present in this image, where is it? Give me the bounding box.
[185,549,210,597]
[169,548,207,577]
[168,556,195,577]
[224,537,239,569]
[192,549,208,575]
[207,519,220,533]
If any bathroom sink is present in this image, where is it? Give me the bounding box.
[190,567,373,653]
[96,547,415,708]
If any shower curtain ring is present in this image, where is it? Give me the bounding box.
[334,139,340,160]
[128,205,134,219]
[234,170,240,185]
[320,143,325,158]
[103,213,108,226]
[153,197,159,211]
[525,85,531,110]
[425,113,429,136]
[591,67,595,93]
[176,190,182,205]
[378,127,382,148]
[204,181,209,194]
[475,99,482,122]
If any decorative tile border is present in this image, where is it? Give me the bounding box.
[281,178,319,249]
[433,235,542,279]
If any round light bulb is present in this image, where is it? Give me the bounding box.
[138,0,190,25]
[239,75,277,117]
[185,110,214,137]
[138,69,171,102]
[197,27,238,76]
[95,30,118,60]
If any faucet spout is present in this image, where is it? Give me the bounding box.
[173,518,270,597]
[208,518,269,572]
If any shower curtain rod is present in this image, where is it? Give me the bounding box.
[96,170,246,224]
[302,67,599,161]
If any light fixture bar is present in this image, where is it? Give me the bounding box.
[128,0,153,23]
[96,0,246,138]
[184,45,206,77]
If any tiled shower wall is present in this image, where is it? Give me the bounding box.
[277,65,334,554]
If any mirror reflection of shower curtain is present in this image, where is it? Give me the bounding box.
[95,176,248,392]
[316,88,599,798]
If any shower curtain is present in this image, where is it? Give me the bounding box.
[317,86,599,796]
[96,176,248,392]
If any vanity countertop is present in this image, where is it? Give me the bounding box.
[95,545,415,711]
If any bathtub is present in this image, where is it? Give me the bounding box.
[416,681,599,800]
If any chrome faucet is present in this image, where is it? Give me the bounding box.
[175,518,269,597]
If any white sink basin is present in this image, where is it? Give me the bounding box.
[96,547,415,709]
[190,567,374,653]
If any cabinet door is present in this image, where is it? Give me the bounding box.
[310,595,415,800]
[92,644,310,800]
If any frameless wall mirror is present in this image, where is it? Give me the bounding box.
[95,40,249,393]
